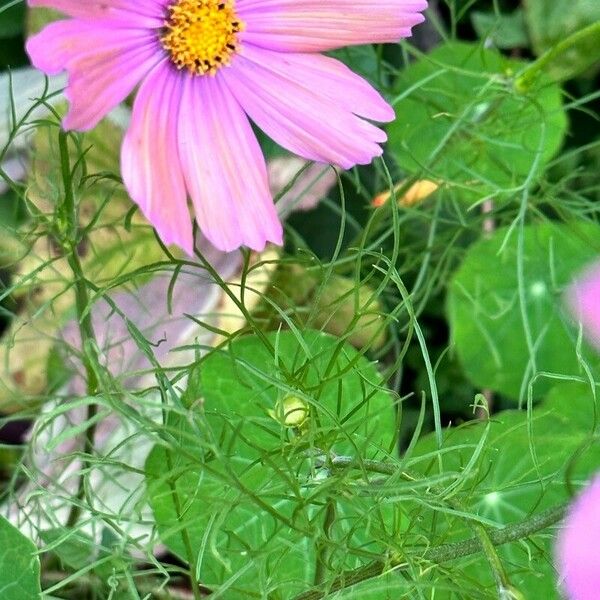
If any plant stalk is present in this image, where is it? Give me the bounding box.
[58,130,100,528]
[516,20,600,89]
[293,503,566,600]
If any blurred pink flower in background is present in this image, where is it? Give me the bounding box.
[8,240,241,550]
[269,157,337,218]
[558,263,600,599]
[61,251,240,392]
[6,159,335,551]
[556,476,600,600]
[566,260,600,350]
[26,0,427,253]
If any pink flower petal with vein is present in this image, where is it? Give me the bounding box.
[29,0,165,26]
[178,74,282,251]
[26,20,161,130]
[223,45,391,168]
[121,61,194,254]
[237,0,427,52]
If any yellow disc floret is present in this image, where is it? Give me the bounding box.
[161,0,244,76]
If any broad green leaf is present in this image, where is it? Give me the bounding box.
[331,45,381,83]
[333,574,417,599]
[387,42,566,195]
[417,382,598,522]
[448,222,600,400]
[523,0,600,80]
[146,443,319,596]
[146,330,397,598]
[0,515,41,599]
[146,431,399,598]
[334,574,479,599]
[196,329,396,457]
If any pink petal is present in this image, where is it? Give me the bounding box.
[178,73,283,252]
[238,0,427,52]
[223,45,390,169]
[566,261,600,350]
[26,20,161,130]
[28,0,165,27]
[121,62,194,255]
[556,475,600,600]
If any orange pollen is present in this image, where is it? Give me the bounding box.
[161,0,244,76]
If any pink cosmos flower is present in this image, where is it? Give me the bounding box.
[566,260,600,350]
[26,0,427,254]
[556,475,600,600]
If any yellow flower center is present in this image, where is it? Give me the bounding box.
[161,0,244,76]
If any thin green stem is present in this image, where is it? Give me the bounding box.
[440,491,512,594]
[163,450,203,600]
[293,504,566,600]
[314,499,337,586]
[57,130,100,528]
[471,521,513,595]
[516,20,600,89]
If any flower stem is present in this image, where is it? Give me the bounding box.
[516,20,600,90]
[292,504,566,600]
[314,499,337,586]
[57,130,100,528]
[163,449,203,600]
[330,455,512,592]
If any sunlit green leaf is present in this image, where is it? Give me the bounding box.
[412,380,599,597]
[387,42,567,194]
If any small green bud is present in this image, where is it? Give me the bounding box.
[269,395,309,427]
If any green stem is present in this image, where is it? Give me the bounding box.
[516,20,600,89]
[163,450,203,600]
[57,130,100,528]
[293,504,566,600]
[442,494,512,594]
[307,456,566,599]
[330,456,511,592]
[426,504,566,561]
[471,521,513,594]
[314,500,337,586]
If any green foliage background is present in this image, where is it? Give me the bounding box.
[0,0,599,598]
